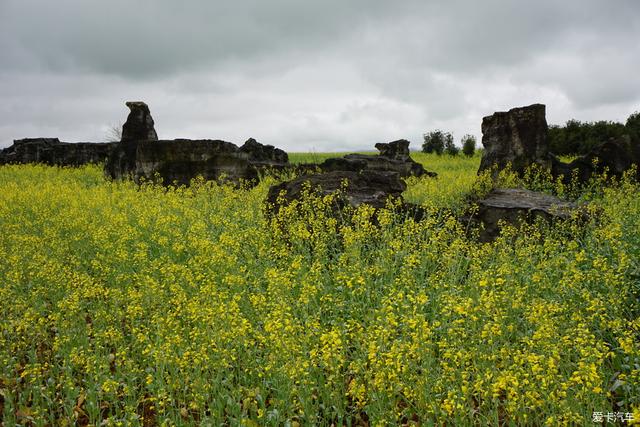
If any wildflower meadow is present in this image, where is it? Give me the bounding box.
[0,153,639,425]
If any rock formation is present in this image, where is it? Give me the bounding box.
[317,139,435,178]
[106,139,262,185]
[0,138,114,166]
[468,188,578,242]
[266,170,407,212]
[105,103,289,186]
[239,138,289,168]
[551,135,640,183]
[121,101,158,142]
[479,103,640,183]
[478,104,551,176]
[374,140,412,160]
[265,139,434,220]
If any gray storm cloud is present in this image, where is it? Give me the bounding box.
[1,0,639,150]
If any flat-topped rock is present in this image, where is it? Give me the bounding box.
[0,138,114,166]
[471,188,577,242]
[479,188,575,212]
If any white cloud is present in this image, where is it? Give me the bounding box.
[1,0,639,150]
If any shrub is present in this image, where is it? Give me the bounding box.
[461,134,476,157]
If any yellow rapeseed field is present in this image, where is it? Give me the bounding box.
[0,153,639,426]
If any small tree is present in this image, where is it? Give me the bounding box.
[461,134,476,157]
[444,133,459,156]
[105,123,123,142]
[422,130,450,155]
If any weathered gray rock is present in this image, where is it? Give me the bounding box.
[318,139,435,178]
[266,170,406,211]
[469,188,577,242]
[552,135,640,183]
[265,169,428,223]
[0,138,114,166]
[374,140,412,161]
[121,101,158,142]
[239,138,289,168]
[478,104,551,176]
[105,138,289,186]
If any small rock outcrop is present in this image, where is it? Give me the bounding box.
[239,138,289,168]
[468,188,578,242]
[318,139,435,178]
[121,101,158,142]
[552,135,640,183]
[0,138,114,166]
[374,140,412,160]
[478,104,551,176]
[266,170,407,212]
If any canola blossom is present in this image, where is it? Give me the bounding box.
[0,153,639,426]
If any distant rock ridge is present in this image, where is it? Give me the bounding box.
[551,134,640,182]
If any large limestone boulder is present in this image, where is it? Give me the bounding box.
[374,140,412,160]
[469,188,578,242]
[0,138,113,166]
[478,104,551,176]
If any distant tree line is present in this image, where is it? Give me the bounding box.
[422,131,476,157]
[549,111,640,156]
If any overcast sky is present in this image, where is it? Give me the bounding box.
[1,0,639,151]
